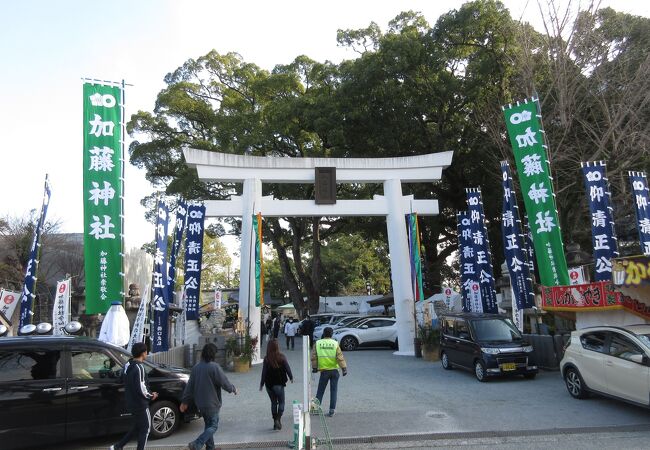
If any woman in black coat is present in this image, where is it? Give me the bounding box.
[259,338,293,430]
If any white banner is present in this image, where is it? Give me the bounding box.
[0,289,21,321]
[511,286,524,332]
[52,280,71,335]
[568,266,586,285]
[176,287,186,346]
[214,289,222,309]
[127,285,149,353]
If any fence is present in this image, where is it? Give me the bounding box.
[523,333,570,370]
[148,344,189,368]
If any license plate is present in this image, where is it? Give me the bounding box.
[500,362,516,371]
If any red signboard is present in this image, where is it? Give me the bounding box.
[542,281,650,321]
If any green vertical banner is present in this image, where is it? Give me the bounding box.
[83,82,124,314]
[253,213,264,307]
[503,98,569,286]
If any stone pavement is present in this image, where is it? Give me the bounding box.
[57,337,650,449]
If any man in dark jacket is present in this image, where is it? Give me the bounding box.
[111,342,158,450]
[301,315,316,348]
[180,343,237,450]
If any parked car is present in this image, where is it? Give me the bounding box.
[0,336,196,450]
[439,312,538,382]
[313,315,365,340]
[332,317,398,350]
[560,324,650,407]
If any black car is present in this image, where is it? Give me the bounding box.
[0,336,195,449]
[439,312,538,381]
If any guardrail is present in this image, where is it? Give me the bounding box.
[148,344,189,367]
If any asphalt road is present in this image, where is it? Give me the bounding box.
[52,337,650,449]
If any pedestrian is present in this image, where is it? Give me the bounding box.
[311,327,347,417]
[284,317,298,350]
[259,339,294,430]
[110,342,158,450]
[272,315,281,339]
[266,317,273,341]
[301,314,316,348]
[260,319,267,344]
[180,343,238,450]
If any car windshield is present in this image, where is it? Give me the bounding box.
[472,318,522,343]
[636,334,650,349]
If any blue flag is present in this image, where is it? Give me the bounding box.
[19,175,51,328]
[501,162,534,309]
[458,211,482,312]
[466,188,498,313]
[152,201,170,352]
[168,200,187,302]
[184,202,206,320]
[629,171,650,256]
[582,162,618,281]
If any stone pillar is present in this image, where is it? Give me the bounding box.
[239,178,263,364]
[384,179,415,355]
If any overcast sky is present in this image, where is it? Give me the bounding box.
[1,0,648,257]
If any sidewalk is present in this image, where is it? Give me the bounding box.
[59,337,650,449]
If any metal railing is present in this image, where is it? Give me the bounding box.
[148,344,189,368]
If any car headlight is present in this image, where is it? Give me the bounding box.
[522,345,533,353]
[178,373,190,383]
[481,347,500,355]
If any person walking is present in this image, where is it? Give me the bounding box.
[110,342,158,450]
[301,315,316,348]
[284,317,298,350]
[259,339,294,430]
[272,315,281,339]
[180,343,238,450]
[311,327,347,417]
[266,317,273,341]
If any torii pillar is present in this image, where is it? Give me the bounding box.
[184,149,453,361]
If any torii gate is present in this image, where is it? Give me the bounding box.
[184,148,453,363]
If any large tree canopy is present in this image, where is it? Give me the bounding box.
[129,0,650,312]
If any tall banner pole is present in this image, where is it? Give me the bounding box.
[501,162,535,311]
[628,171,650,256]
[19,174,51,328]
[152,201,170,352]
[581,161,619,280]
[184,202,206,320]
[82,80,124,314]
[466,188,498,313]
[503,98,569,286]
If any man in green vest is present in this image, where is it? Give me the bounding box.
[311,327,347,417]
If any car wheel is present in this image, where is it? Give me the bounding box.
[340,336,358,351]
[441,351,453,370]
[392,338,398,350]
[474,360,487,382]
[150,400,180,439]
[523,373,537,380]
[564,367,588,399]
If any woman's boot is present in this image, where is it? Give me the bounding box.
[273,414,279,430]
[276,414,282,430]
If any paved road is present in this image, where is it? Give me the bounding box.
[54,338,650,449]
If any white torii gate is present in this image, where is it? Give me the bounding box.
[184,148,453,363]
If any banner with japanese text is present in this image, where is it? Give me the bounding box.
[503,98,569,286]
[406,213,424,302]
[501,162,535,310]
[127,285,149,353]
[524,216,536,277]
[541,281,650,322]
[253,213,264,307]
[83,82,123,314]
[457,211,482,312]
[19,175,51,327]
[581,162,618,281]
[466,188,498,313]
[612,255,650,286]
[152,202,170,353]
[184,203,206,320]
[168,200,187,303]
[52,279,71,336]
[0,289,21,322]
[629,171,650,256]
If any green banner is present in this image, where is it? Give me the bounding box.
[83,83,123,314]
[253,213,264,307]
[503,99,569,286]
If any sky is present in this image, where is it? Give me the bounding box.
[1,0,648,258]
